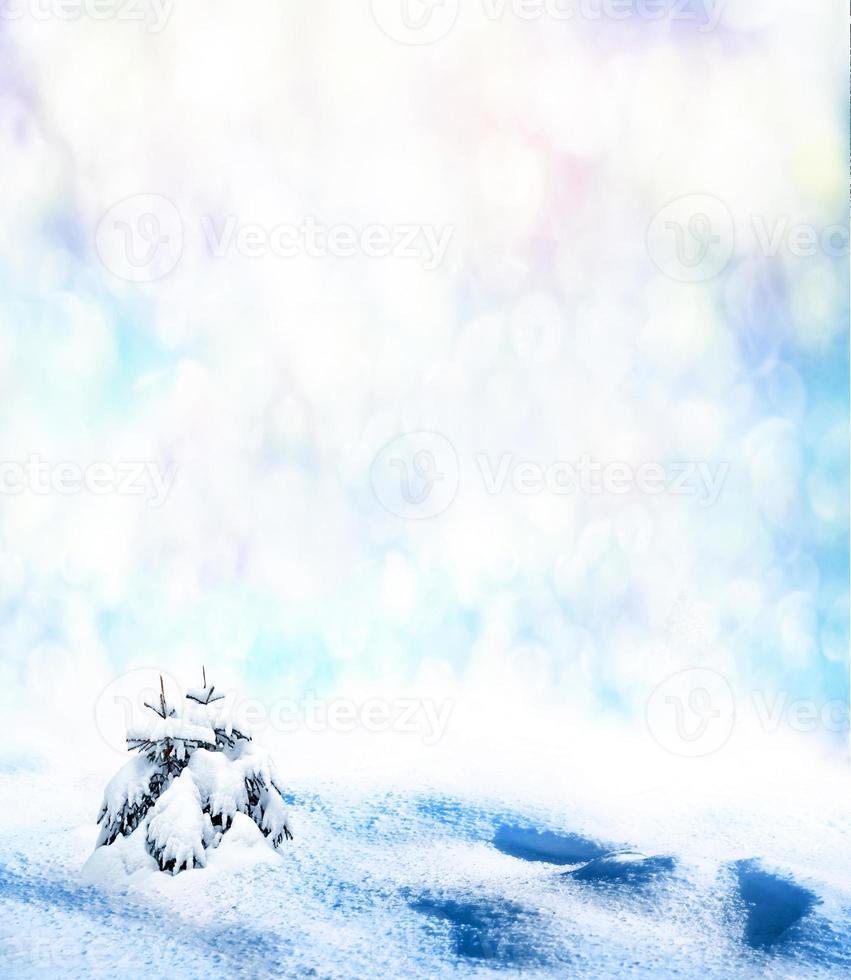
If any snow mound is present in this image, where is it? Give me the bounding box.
[189,749,249,827]
[96,754,157,846]
[146,771,213,874]
[82,824,157,884]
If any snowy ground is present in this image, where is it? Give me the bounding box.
[2,725,851,979]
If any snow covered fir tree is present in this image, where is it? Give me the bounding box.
[94,671,292,874]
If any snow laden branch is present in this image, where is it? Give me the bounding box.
[94,672,293,874]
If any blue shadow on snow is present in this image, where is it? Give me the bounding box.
[734,859,819,949]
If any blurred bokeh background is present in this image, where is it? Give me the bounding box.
[0,0,846,768]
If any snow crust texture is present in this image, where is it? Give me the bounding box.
[2,771,850,979]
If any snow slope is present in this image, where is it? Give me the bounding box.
[2,729,850,979]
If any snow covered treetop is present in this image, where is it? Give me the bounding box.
[126,712,218,751]
[185,668,226,706]
[93,670,293,875]
[185,684,225,705]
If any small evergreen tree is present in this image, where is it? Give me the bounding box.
[96,670,293,874]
